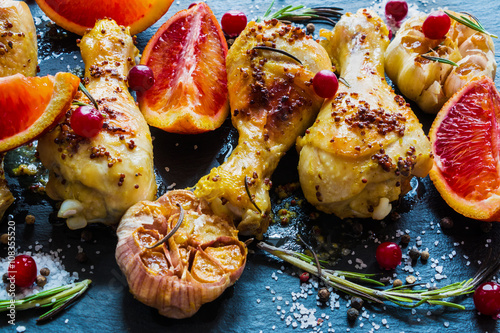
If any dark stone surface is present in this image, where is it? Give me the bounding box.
[0,0,499,332]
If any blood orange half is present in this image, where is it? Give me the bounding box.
[429,76,500,221]
[0,72,80,153]
[34,0,174,36]
[138,2,229,134]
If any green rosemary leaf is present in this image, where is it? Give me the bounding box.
[427,300,465,310]
[78,82,99,110]
[339,76,350,88]
[244,176,262,214]
[72,101,92,107]
[421,55,458,66]
[259,0,341,26]
[445,11,498,39]
[145,204,184,249]
[252,45,303,65]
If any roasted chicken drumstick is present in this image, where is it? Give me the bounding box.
[297,9,432,220]
[0,0,38,220]
[38,19,156,229]
[194,19,332,237]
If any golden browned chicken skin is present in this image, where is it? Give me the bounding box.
[194,19,332,237]
[297,9,432,220]
[38,19,156,229]
[0,0,38,220]
[0,0,37,77]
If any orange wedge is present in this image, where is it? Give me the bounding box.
[0,72,80,153]
[34,0,174,36]
[138,3,229,134]
[429,76,500,221]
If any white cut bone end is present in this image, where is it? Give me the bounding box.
[67,215,88,230]
[57,199,84,218]
[372,197,392,220]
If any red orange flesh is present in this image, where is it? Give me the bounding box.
[34,0,174,36]
[429,76,500,221]
[139,3,229,134]
[0,73,80,153]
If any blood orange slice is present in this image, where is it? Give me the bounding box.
[0,72,80,153]
[429,76,500,221]
[34,0,174,36]
[138,3,229,134]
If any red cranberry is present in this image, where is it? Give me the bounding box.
[221,10,247,37]
[385,0,408,22]
[473,282,500,319]
[422,11,451,39]
[376,242,402,270]
[299,272,310,283]
[8,254,37,288]
[312,70,339,99]
[127,65,155,92]
[71,105,104,138]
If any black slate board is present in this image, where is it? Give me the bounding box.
[1,0,500,332]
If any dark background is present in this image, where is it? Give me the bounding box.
[1,0,499,332]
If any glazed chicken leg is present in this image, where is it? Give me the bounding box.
[297,9,432,219]
[0,0,38,220]
[194,19,332,237]
[38,19,156,229]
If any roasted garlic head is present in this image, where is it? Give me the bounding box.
[385,11,496,113]
[116,190,247,319]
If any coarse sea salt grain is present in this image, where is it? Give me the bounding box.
[0,251,79,300]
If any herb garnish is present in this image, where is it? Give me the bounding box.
[258,242,500,309]
[145,204,184,249]
[78,82,99,110]
[420,54,458,66]
[0,279,91,323]
[445,11,497,39]
[252,45,303,65]
[259,0,342,26]
[245,176,262,214]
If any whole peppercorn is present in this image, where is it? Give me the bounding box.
[306,23,315,34]
[480,222,492,233]
[350,296,364,310]
[40,267,50,276]
[25,214,35,225]
[0,233,8,244]
[81,229,93,242]
[299,272,310,283]
[2,272,8,283]
[420,250,430,261]
[36,275,47,287]
[400,234,411,245]
[352,222,363,235]
[393,279,403,287]
[439,217,453,229]
[76,252,88,263]
[318,288,331,302]
[408,247,420,260]
[347,307,359,322]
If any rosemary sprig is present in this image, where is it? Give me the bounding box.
[145,204,184,249]
[0,279,91,323]
[244,176,262,214]
[253,45,303,65]
[445,11,497,39]
[420,55,458,67]
[78,82,99,110]
[72,101,92,107]
[258,242,494,309]
[258,0,342,26]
